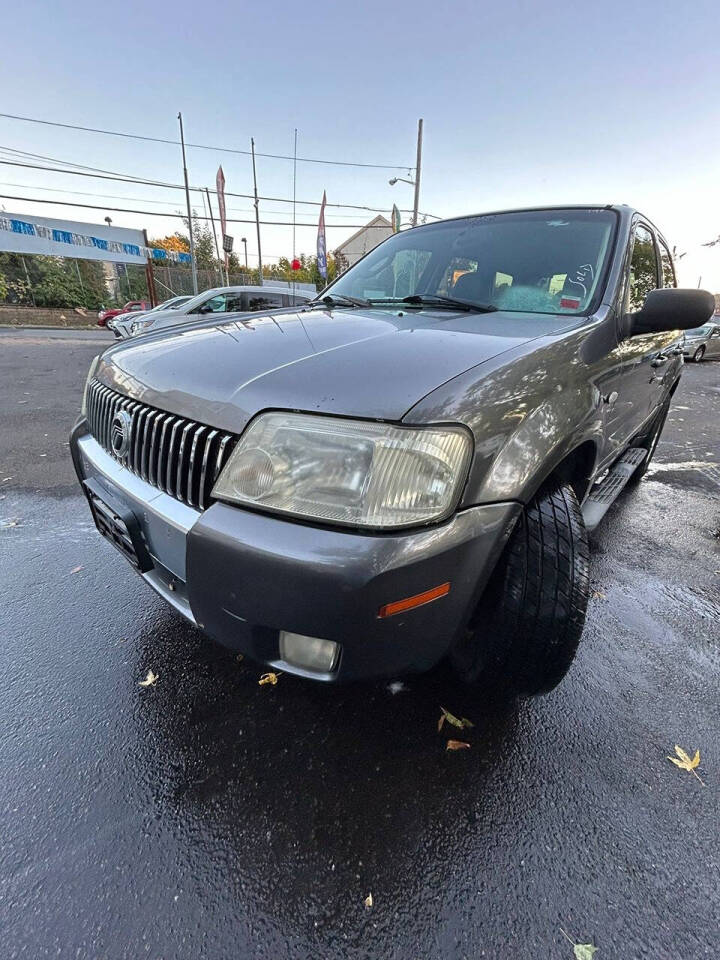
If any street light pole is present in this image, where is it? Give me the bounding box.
[251,138,263,287]
[412,118,423,228]
[177,112,198,295]
[241,237,248,271]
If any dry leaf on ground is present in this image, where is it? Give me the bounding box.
[446,740,471,751]
[70,565,84,574]
[139,669,158,687]
[439,707,474,731]
[560,928,598,959]
[364,893,373,909]
[667,745,704,784]
[258,672,281,686]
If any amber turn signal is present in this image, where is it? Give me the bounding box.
[377,582,451,619]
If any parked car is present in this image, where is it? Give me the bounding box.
[111,296,193,339]
[71,206,713,697]
[124,285,314,338]
[97,300,152,327]
[681,319,720,361]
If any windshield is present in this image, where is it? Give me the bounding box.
[325,209,617,316]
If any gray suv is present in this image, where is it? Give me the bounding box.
[70,206,713,696]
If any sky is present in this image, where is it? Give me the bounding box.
[1,0,720,287]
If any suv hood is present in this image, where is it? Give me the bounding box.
[97,307,564,432]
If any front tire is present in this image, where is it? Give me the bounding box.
[693,346,705,362]
[451,480,590,696]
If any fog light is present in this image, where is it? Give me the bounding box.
[279,632,340,672]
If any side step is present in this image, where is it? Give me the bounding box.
[582,447,647,531]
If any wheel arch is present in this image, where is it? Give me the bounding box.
[523,438,600,507]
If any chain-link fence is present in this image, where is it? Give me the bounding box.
[149,265,294,299]
[0,254,319,310]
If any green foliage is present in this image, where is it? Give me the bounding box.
[272,253,336,289]
[0,252,127,309]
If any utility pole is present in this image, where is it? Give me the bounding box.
[177,112,198,294]
[251,137,263,286]
[143,229,157,306]
[241,237,248,271]
[205,187,226,285]
[412,118,423,228]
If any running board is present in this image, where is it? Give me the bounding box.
[582,447,647,531]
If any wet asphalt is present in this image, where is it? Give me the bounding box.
[1,327,719,959]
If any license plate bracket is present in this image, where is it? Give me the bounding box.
[83,477,153,572]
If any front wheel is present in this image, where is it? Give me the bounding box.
[451,480,590,697]
[693,346,706,362]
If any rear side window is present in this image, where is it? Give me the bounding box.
[628,224,658,312]
[247,294,284,311]
[658,239,676,288]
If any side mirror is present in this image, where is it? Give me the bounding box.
[630,288,715,335]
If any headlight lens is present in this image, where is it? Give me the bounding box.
[212,412,472,529]
[81,355,100,417]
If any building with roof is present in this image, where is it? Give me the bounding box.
[334,215,393,273]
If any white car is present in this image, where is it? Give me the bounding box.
[112,296,193,339]
[126,285,315,337]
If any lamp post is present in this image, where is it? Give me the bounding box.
[388,118,423,226]
[241,237,248,271]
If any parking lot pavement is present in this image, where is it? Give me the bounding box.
[1,330,718,959]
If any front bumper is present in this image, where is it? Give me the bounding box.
[71,423,520,681]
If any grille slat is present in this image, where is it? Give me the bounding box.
[85,379,236,510]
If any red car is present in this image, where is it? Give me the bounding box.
[97,301,152,327]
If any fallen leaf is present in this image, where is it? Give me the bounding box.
[574,945,598,960]
[560,927,598,959]
[70,565,84,574]
[667,745,704,784]
[446,740,471,751]
[440,707,474,730]
[139,669,158,687]
[1,518,20,528]
[364,893,373,909]
[259,672,281,686]
[235,653,244,663]
[591,589,605,599]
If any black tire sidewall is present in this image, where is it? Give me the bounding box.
[451,481,590,697]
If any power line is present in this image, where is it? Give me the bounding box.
[0,112,415,171]
[0,154,439,218]
[0,180,382,219]
[0,192,398,228]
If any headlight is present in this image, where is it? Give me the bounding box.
[212,412,473,529]
[81,355,100,417]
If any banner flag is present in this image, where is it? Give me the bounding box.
[0,215,191,263]
[317,191,327,279]
[392,204,401,233]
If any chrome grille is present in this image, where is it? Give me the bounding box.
[85,378,237,510]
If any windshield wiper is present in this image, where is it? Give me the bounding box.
[305,294,370,310]
[370,294,497,313]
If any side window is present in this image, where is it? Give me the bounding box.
[658,240,676,288]
[247,294,284,311]
[193,294,226,314]
[628,224,658,312]
[225,294,245,312]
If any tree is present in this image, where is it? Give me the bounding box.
[148,233,190,254]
